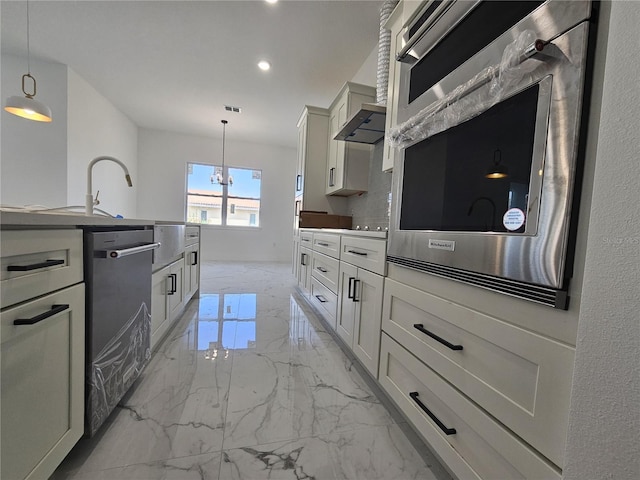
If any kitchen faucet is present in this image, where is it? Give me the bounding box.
[86,156,133,215]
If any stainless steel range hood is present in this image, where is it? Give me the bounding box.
[333,103,386,144]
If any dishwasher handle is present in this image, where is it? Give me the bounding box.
[104,242,161,259]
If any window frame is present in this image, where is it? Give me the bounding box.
[186,162,262,228]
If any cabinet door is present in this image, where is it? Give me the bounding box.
[298,246,312,295]
[326,94,349,195]
[336,262,358,346]
[292,236,300,277]
[326,108,340,193]
[296,114,307,195]
[382,12,404,172]
[1,283,84,480]
[151,264,171,350]
[352,268,384,377]
[185,244,200,302]
[168,259,185,321]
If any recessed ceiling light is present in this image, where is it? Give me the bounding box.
[265,0,278,4]
[258,60,271,71]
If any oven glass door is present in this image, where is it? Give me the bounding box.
[400,77,551,235]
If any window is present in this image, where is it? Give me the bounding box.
[187,162,261,227]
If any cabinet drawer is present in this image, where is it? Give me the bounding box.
[311,251,339,294]
[310,276,337,329]
[340,236,386,275]
[299,230,314,247]
[312,233,340,259]
[1,229,83,308]
[1,283,85,480]
[382,278,574,467]
[379,334,561,480]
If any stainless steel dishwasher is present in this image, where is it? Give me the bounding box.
[83,228,159,437]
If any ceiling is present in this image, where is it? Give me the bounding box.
[1,0,384,149]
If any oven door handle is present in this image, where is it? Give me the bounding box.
[104,242,161,259]
[396,0,456,64]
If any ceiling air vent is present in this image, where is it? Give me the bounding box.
[224,105,242,113]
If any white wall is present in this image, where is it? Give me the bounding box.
[137,128,296,262]
[1,55,68,207]
[351,43,378,87]
[67,69,138,218]
[563,2,640,478]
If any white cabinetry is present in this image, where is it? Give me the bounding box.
[1,229,85,480]
[184,226,200,304]
[151,257,185,350]
[295,229,387,377]
[380,272,574,478]
[184,242,199,302]
[326,82,376,195]
[298,245,312,295]
[379,333,561,480]
[307,232,341,329]
[297,231,313,295]
[336,235,386,376]
[381,3,405,172]
[294,106,347,235]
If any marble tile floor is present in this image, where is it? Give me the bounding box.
[52,262,453,480]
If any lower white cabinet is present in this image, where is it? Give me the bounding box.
[379,333,561,480]
[184,243,200,303]
[298,246,312,294]
[1,283,85,480]
[337,261,384,376]
[151,258,185,350]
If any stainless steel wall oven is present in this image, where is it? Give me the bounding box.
[387,0,598,308]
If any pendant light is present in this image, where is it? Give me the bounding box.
[4,0,52,122]
[485,149,508,179]
[211,120,233,186]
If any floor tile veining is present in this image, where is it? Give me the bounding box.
[53,262,451,480]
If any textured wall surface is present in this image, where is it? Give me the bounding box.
[347,142,393,231]
[563,2,640,478]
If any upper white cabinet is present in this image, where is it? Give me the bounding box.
[326,82,376,196]
[381,3,405,172]
[295,106,347,235]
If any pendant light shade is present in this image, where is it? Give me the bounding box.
[4,1,52,123]
[485,149,508,179]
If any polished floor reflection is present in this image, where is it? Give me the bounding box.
[53,262,451,480]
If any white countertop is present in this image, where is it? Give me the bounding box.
[299,227,387,239]
[0,210,158,228]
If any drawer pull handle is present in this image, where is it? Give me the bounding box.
[352,279,360,302]
[296,174,302,192]
[301,253,308,266]
[192,251,198,266]
[14,304,70,326]
[347,277,356,299]
[7,259,65,272]
[316,266,328,273]
[317,242,330,247]
[315,294,328,303]
[347,250,368,256]
[168,273,177,295]
[413,324,463,351]
[409,391,457,436]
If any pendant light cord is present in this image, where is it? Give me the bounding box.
[221,120,226,170]
[26,0,31,75]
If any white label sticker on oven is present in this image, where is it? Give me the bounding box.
[428,239,455,251]
[503,208,526,231]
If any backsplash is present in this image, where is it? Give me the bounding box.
[346,142,393,231]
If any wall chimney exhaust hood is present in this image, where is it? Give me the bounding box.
[333,103,386,144]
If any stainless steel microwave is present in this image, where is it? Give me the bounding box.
[387,0,598,308]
